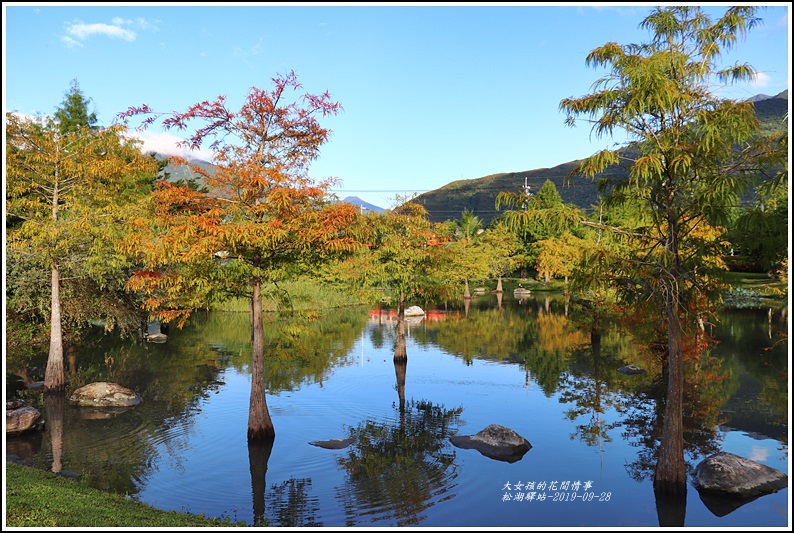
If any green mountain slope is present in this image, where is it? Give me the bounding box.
[414,90,788,224]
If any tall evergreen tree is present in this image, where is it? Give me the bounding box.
[54,79,97,133]
[559,6,768,494]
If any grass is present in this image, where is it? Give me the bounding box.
[5,461,246,528]
[211,278,375,313]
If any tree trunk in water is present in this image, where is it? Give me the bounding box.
[496,277,503,293]
[248,435,275,527]
[654,487,687,526]
[654,288,687,494]
[463,278,471,299]
[45,261,65,391]
[248,280,275,440]
[394,357,407,413]
[590,329,601,354]
[394,291,407,363]
[44,392,65,473]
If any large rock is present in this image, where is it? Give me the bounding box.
[145,332,168,343]
[6,401,44,436]
[450,424,532,463]
[309,437,355,450]
[693,452,788,500]
[69,382,143,407]
[404,306,425,317]
[618,365,646,375]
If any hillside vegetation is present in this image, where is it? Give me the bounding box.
[414,90,788,224]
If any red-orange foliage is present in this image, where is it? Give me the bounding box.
[118,72,360,439]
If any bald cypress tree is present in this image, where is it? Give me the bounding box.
[559,6,768,494]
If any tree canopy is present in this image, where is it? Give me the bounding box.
[558,5,769,494]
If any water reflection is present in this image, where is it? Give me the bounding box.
[5,293,787,527]
[247,437,274,527]
[335,400,463,526]
[43,392,65,474]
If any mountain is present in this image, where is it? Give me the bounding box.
[747,94,772,102]
[341,196,386,213]
[413,91,789,225]
[150,157,388,214]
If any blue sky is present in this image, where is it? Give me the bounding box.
[4,3,791,210]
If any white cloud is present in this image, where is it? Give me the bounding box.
[61,18,158,46]
[131,130,215,162]
[60,35,84,48]
[66,21,137,42]
[751,72,772,87]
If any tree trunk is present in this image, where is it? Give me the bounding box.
[394,291,407,362]
[496,277,503,293]
[44,392,65,474]
[654,487,687,526]
[394,358,407,413]
[248,435,274,527]
[463,278,471,299]
[394,328,407,362]
[45,261,65,391]
[654,285,687,494]
[248,280,275,440]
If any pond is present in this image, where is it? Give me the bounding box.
[5,293,790,527]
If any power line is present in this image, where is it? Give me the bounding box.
[330,189,431,193]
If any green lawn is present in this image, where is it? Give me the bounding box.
[5,462,245,528]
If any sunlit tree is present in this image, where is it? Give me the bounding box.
[118,71,362,440]
[6,106,157,391]
[559,6,769,493]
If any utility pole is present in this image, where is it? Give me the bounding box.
[522,176,532,210]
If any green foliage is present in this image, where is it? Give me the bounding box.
[559,6,771,311]
[331,203,456,309]
[6,100,159,384]
[558,6,774,489]
[54,79,97,134]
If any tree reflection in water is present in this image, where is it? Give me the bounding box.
[43,392,65,474]
[335,329,463,526]
[249,436,322,528]
[335,399,463,526]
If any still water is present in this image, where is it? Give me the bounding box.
[6,293,790,527]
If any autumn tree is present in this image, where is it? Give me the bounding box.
[6,100,157,391]
[117,71,361,440]
[559,6,768,494]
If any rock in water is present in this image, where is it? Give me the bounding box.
[309,438,355,450]
[618,365,646,375]
[6,403,44,436]
[693,452,788,498]
[450,424,532,463]
[405,306,425,317]
[69,382,143,407]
